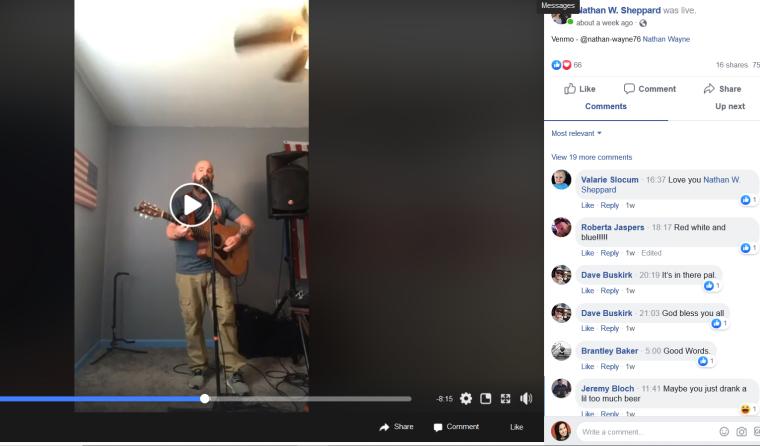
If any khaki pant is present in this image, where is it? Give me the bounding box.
[175,271,247,373]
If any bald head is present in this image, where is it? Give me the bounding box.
[192,160,214,183]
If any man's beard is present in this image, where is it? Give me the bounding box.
[197,175,214,191]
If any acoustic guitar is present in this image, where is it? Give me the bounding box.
[134,200,249,277]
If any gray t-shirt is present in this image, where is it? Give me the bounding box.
[170,192,243,274]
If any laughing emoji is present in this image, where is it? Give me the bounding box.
[740,404,751,415]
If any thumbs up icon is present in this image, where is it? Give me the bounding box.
[564,83,577,95]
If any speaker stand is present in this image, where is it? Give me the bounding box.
[273,218,310,374]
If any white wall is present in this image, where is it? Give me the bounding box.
[74,69,111,362]
[100,126,308,340]
[74,70,309,360]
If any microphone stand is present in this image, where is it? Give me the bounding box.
[169,210,239,412]
[171,189,267,412]
[208,209,225,398]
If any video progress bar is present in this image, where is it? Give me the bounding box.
[209,396,412,403]
[0,396,199,402]
[0,395,412,403]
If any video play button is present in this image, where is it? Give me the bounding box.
[168,182,215,228]
[184,194,202,215]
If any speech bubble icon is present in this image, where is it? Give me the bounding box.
[434,423,443,432]
[624,83,635,94]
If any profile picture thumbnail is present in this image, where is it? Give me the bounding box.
[551,341,572,361]
[551,303,572,323]
[551,265,572,285]
[552,217,572,238]
[551,169,571,190]
[552,378,572,398]
[551,421,572,441]
[551,13,572,25]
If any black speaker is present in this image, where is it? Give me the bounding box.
[266,151,309,218]
[235,304,303,358]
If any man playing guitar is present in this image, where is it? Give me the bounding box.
[166,160,254,395]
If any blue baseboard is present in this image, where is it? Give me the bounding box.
[74,338,214,374]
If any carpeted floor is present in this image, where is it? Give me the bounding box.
[75,347,308,412]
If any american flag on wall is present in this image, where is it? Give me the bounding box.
[284,140,309,280]
[74,148,98,209]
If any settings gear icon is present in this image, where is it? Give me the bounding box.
[459,392,473,405]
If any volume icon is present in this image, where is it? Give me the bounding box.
[519,392,533,405]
